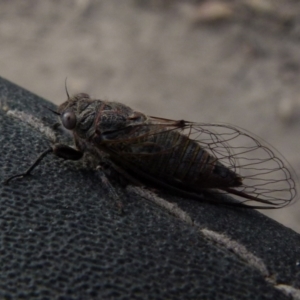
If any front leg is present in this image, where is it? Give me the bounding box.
[3,144,83,185]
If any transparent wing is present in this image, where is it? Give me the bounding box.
[178,122,297,207]
[104,116,298,208]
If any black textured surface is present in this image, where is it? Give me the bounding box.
[0,77,300,299]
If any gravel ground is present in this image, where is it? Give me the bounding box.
[1,0,300,232]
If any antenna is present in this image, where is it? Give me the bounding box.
[65,77,70,99]
[42,105,60,115]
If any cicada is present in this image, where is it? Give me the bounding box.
[5,93,297,209]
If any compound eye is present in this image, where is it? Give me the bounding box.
[61,111,77,129]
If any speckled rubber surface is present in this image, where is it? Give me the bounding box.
[0,77,299,299]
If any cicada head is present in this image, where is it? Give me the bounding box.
[57,93,98,139]
[57,93,148,143]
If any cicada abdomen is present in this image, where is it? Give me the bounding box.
[107,125,242,188]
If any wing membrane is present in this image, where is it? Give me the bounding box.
[103,116,297,208]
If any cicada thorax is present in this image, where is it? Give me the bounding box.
[102,124,243,190]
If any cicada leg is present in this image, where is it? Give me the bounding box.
[94,164,126,215]
[3,144,83,185]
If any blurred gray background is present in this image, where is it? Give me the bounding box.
[1,0,300,232]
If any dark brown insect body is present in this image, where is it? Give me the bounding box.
[54,93,297,208]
